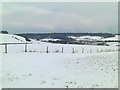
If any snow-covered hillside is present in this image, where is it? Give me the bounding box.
[1,34,118,88]
[102,35,119,41]
[41,38,61,42]
[68,36,103,41]
[68,35,119,41]
[68,35,119,46]
[0,34,26,43]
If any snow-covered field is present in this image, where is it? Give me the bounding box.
[68,35,119,41]
[0,34,2,89]
[0,34,119,88]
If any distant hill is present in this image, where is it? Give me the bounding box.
[16,33,115,40]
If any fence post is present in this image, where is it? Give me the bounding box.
[82,48,84,53]
[118,48,120,51]
[25,44,27,52]
[62,47,63,53]
[97,49,98,53]
[101,49,103,52]
[5,44,7,53]
[90,49,92,53]
[72,48,75,53]
[113,49,114,52]
[106,49,107,52]
[46,46,49,53]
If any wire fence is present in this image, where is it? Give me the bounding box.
[0,43,119,54]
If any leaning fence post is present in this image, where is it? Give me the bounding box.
[25,44,27,52]
[5,44,7,53]
[46,46,49,53]
[62,47,63,53]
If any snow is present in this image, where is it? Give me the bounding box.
[68,36,103,41]
[0,34,118,88]
[102,35,119,41]
[2,52,118,88]
[0,34,26,43]
[41,38,61,42]
[68,35,119,41]
[0,34,2,89]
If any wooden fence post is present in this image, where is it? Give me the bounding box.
[5,44,7,53]
[46,46,49,53]
[106,49,107,52]
[90,49,92,53]
[72,48,75,53]
[113,49,114,52]
[62,47,63,53]
[25,44,27,52]
[101,49,103,52]
[82,48,84,53]
[97,49,99,53]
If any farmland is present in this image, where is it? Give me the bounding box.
[0,34,119,88]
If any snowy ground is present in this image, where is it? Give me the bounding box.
[2,52,118,88]
[0,34,2,89]
[0,34,119,88]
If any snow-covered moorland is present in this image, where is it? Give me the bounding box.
[0,34,118,88]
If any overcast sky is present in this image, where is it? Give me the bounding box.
[2,2,118,34]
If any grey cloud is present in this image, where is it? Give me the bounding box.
[2,2,118,34]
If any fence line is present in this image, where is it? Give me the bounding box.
[0,43,31,53]
[0,43,119,54]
